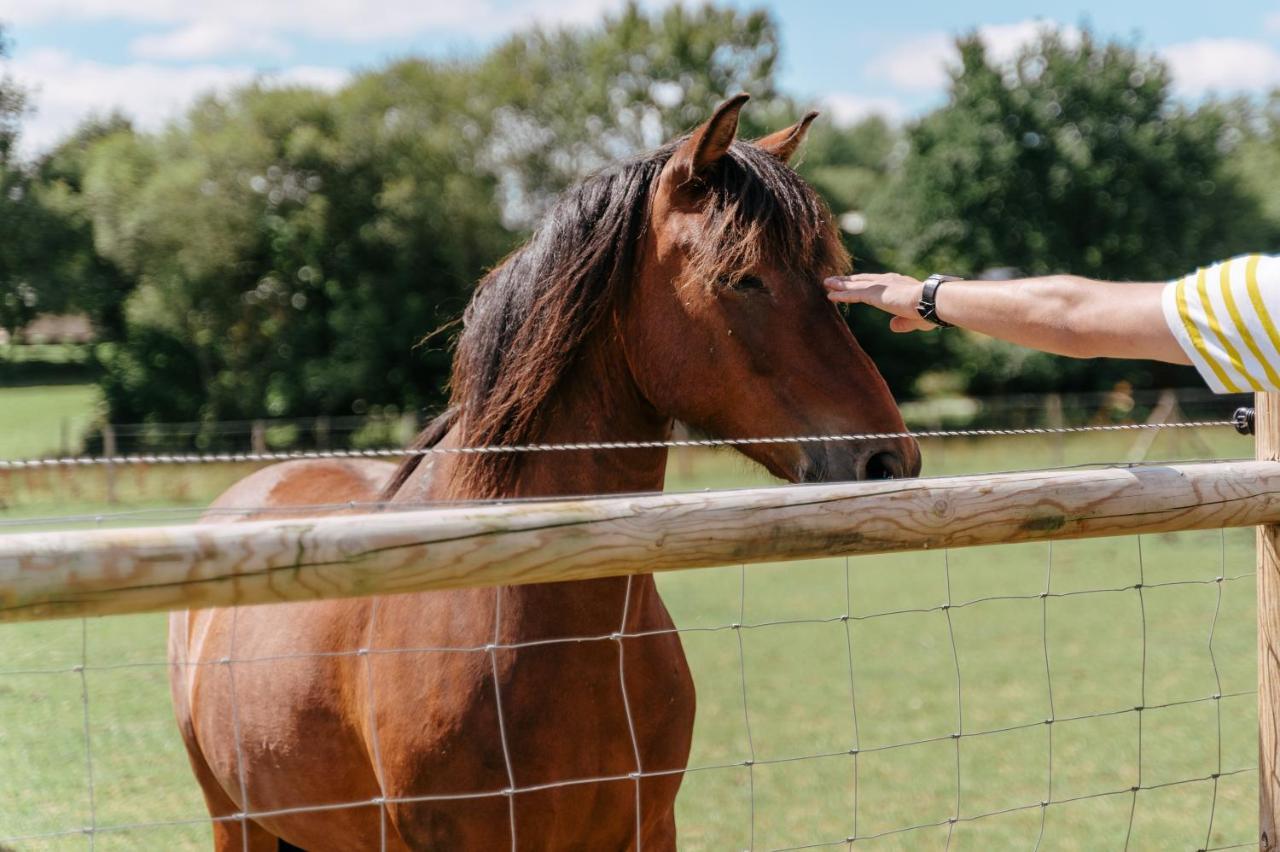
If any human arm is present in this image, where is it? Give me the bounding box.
[824,272,1192,364]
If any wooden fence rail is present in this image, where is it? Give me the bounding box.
[2,459,1280,623]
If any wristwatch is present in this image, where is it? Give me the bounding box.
[917,274,962,329]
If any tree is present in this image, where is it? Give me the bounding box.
[26,114,136,338]
[1218,93,1280,245]
[477,1,786,226]
[0,25,36,336]
[89,71,512,428]
[84,4,800,428]
[866,27,1263,395]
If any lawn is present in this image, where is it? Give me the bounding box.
[0,384,100,460]
[0,427,1261,850]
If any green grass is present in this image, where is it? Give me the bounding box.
[0,428,1261,850]
[0,384,100,459]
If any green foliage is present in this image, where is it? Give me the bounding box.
[874,29,1260,279]
[77,2,790,427]
[1217,93,1280,244]
[0,27,21,168]
[864,27,1252,395]
[0,27,38,335]
[0,40,131,338]
[7,12,1280,417]
[22,115,137,338]
[88,74,510,425]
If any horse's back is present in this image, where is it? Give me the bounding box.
[201,457,397,522]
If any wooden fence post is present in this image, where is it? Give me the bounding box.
[315,415,330,450]
[1259,391,1280,850]
[251,419,267,455]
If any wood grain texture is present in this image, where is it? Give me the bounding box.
[3,460,1280,624]
[1260,393,1280,851]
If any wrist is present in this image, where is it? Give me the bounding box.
[916,274,963,328]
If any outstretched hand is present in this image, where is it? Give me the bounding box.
[824,273,936,333]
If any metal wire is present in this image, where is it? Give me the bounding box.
[1,572,1253,678]
[0,455,1255,537]
[1,562,1257,849]
[0,427,1258,848]
[0,419,1237,470]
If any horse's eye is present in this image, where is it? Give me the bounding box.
[721,274,766,292]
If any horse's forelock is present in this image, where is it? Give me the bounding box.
[684,141,849,287]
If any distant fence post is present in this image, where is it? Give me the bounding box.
[1045,392,1065,466]
[400,411,419,448]
[102,423,117,505]
[1259,391,1280,849]
[315,416,330,450]
[251,420,267,455]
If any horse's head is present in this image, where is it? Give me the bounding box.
[623,94,921,482]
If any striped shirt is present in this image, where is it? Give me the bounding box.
[1162,254,1280,393]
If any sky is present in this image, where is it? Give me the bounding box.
[3,0,1280,155]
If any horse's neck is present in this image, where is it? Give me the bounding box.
[427,332,671,501]
[398,333,671,637]
[512,340,671,499]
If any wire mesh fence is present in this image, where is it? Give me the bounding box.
[0,514,1260,849]
[0,411,1264,849]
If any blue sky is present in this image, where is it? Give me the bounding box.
[3,0,1280,154]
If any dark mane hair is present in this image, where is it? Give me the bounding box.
[385,136,849,498]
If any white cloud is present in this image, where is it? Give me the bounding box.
[977,20,1080,64]
[870,32,953,91]
[7,49,348,155]
[1162,37,1280,96]
[131,22,293,61]
[0,0,671,155]
[822,92,907,125]
[0,0,643,42]
[869,19,1081,92]
[869,19,1280,103]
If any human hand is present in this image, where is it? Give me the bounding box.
[824,273,936,333]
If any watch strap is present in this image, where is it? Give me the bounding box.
[917,274,961,328]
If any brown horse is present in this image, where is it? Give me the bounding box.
[168,94,920,851]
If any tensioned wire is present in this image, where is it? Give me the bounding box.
[0,454,1254,533]
[2,563,1256,848]
[0,419,1238,471]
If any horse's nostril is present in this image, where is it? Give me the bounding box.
[863,451,901,481]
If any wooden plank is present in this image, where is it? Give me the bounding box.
[1260,393,1280,851]
[2,460,1280,623]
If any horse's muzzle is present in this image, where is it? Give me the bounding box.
[799,438,921,483]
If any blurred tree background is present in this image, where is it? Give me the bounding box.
[1,4,1278,433]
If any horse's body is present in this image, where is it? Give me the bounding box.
[171,449,693,851]
[170,95,920,850]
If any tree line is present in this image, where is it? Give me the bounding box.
[1,5,1275,428]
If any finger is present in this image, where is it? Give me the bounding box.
[823,274,881,292]
[890,315,933,333]
[827,288,875,305]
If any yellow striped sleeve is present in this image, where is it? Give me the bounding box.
[1162,255,1280,393]
[1226,255,1280,388]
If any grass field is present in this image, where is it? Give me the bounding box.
[0,426,1261,850]
[0,384,100,460]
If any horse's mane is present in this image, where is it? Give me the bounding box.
[385,136,849,499]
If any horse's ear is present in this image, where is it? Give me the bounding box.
[664,93,750,187]
[754,110,819,164]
